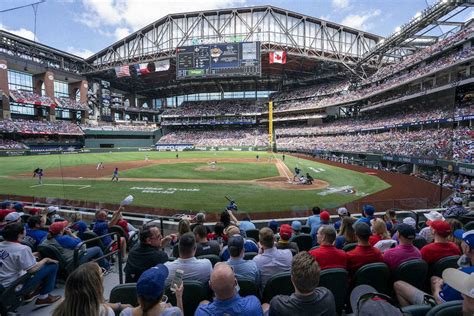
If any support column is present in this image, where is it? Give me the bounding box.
[0,59,11,119]
[33,70,55,121]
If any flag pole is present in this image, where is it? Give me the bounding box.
[268,100,273,152]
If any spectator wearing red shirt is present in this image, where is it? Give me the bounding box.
[368,218,390,247]
[420,220,461,265]
[383,223,422,270]
[347,222,384,275]
[309,225,347,270]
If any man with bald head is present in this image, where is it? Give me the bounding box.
[220,225,258,261]
[195,262,263,315]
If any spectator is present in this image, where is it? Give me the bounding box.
[239,216,256,232]
[392,217,424,243]
[125,223,172,283]
[384,209,398,233]
[195,262,263,316]
[190,212,211,235]
[334,207,350,230]
[265,252,336,315]
[53,262,127,316]
[383,223,422,270]
[226,234,260,284]
[446,218,464,250]
[267,220,279,235]
[121,264,183,316]
[445,196,469,218]
[45,206,61,225]
[356,205,375,226]
[309,225,347,270]
[394,229,474,307]
[420,220,461,264]
[207,221,226,244]
[335,217,357,249]
[346,222,384,275]
[172,218,191,257]
[221,210,239,231]
[42,221,110,270]
[193,224,220,257]
[220,225,258,261]
[24,215,47,250]
[0,222,61,306]
[93,207,126,256]
[290,220,302,238]
[307,206,321,237]
[0,209,14,230]
[253,227,292,289]
[276,224,299,254]
[420,211,445,243]
[5,212,22,225]
[442,268,474,315]
[164,232,212,286]
[370,218,396,253]
[69,211,88,240]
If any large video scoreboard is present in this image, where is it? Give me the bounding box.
[176,42,261,79]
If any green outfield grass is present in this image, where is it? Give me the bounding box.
[121,162,279,180]
[0,151,391,212]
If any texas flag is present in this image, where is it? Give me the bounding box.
[269,51,287,64]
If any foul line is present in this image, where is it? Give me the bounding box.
[30,184,91,190]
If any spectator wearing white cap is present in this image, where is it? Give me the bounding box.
[4,211,23,224]
[190,212,211,235]
[445,196,468,218]
[442,268,474,314]
[334,207,350,231]
[419,211,445,243]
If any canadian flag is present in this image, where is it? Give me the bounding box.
[269,51,286,64]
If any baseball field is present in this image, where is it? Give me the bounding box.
[0,151,392,215]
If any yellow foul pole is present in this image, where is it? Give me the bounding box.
[268,100,273,151]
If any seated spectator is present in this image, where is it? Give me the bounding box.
[53,262,128,316]
[267,220,279,235]
[265,252,336,315]
[190,212,211,235]
[220,225,258,261]
[226,234,260,284]
[444,196,469,218]
[420,220,461,265]
[172,218,191,257]
[383,223,422,270]
[120,264,183,316]
[207,221,226,244]
[24,215,47,250]
[5,212,22,225]
[370,218,396,253]
[125,223,172,283]
[0,209,14,230]
[195,262,263,316]
[69,211,88,240]
[307,206,321,237]
[0,222,61,306]
[420,211,445,243]
[394,229,474,307]
[221,210,239,231]
[290,220,302,238]
[309,225,347,270]
[276,224,299,254]
[93,207,126,256]
[239,216,256,232]
[194,224,220,257]
[164,232,212,286]
[334,207,350,230]
[392,217,424,243]
[447,218,464,250]
[45,206,62,225]
[383,209,398,233]
[42,221,110,270]
[312,211,331,245]
[335,217,357,249]
[442,268,474,315]
[346,222,384,275]
[356,205,375,226]
[253,227,292,289]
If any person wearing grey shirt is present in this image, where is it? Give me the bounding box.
[252,227,292,289]
[164,232,212,286]
[226,234,260,284]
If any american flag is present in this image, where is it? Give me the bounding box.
[115,65,130,78]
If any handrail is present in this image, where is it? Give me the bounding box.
[73,231,123,284]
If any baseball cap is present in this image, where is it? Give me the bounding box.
[279,224,293,240]
[0,209,13,221]
[453,229,474,249]
[49,221,69,235]
[350,285,403,316]
[424,211,444,224]
[5,212,23,223]
[196,212,205,222]
[402,217,416,228]
[47,206,59,214]
[320,211,330,222]
[228,234,244,253]
[137,264,169,300]
[397,223,416,240]
[291,220,302,231]
[363,205,375,216]
[354,222,371,238]
[453,196,463,204]
[268,220,279,231]
[337,207,349,216]
[429,220,451,238]
[12,202,23,212]
[442,268,474,299]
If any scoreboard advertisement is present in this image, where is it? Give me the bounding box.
[176,42,261,79]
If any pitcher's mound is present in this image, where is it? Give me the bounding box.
[195,166,225,171]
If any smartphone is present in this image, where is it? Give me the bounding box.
[171,269,184,292]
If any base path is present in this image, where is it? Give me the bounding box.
[17,158,329,191]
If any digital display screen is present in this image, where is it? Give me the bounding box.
[176,42,260,79]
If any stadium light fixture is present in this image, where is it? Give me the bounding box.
[394,26,401,34]
[414,12,422,19]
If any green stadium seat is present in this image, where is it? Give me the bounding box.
[342,242,357,252]
[237,277,260,300]
[431,256,459,278]
[0,273,33,316]
[413,237,428,250]
[165,280,209,316]
[301,226,311,234]
[464,221,474,231]
[245,229,260,241]
[243,252,258,260]
[353,263,390,294]
[393,259,428,291]
[425,300,463,316]
[319,268,348,314]
[262,272,293,303]
[292,234,313,251]
[401,304,432,316]
[109,283,138,307]
[197,254,221,267]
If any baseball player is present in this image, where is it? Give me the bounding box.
[33,168,43,184]
[111,167,119,181]
[96,162,104,170]
[293,166,301,181]
[306,173,314,185]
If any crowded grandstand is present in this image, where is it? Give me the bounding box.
[0,0,474,315]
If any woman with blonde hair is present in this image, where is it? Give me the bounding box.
[335,216,357,249]
[53,262,129,316]
[171,218,191,257]
[369,218,391,246]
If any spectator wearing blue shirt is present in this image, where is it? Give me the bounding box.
[334,207,350,231]
[69,211,89,240]
[356,205,376,226]
[25,215,47,250]
[226,234,260,284]
[239,216,256,232]
[93,207,126,256]
[307,206,321,236]
[220,226,258,261]
[195,262,263,316]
